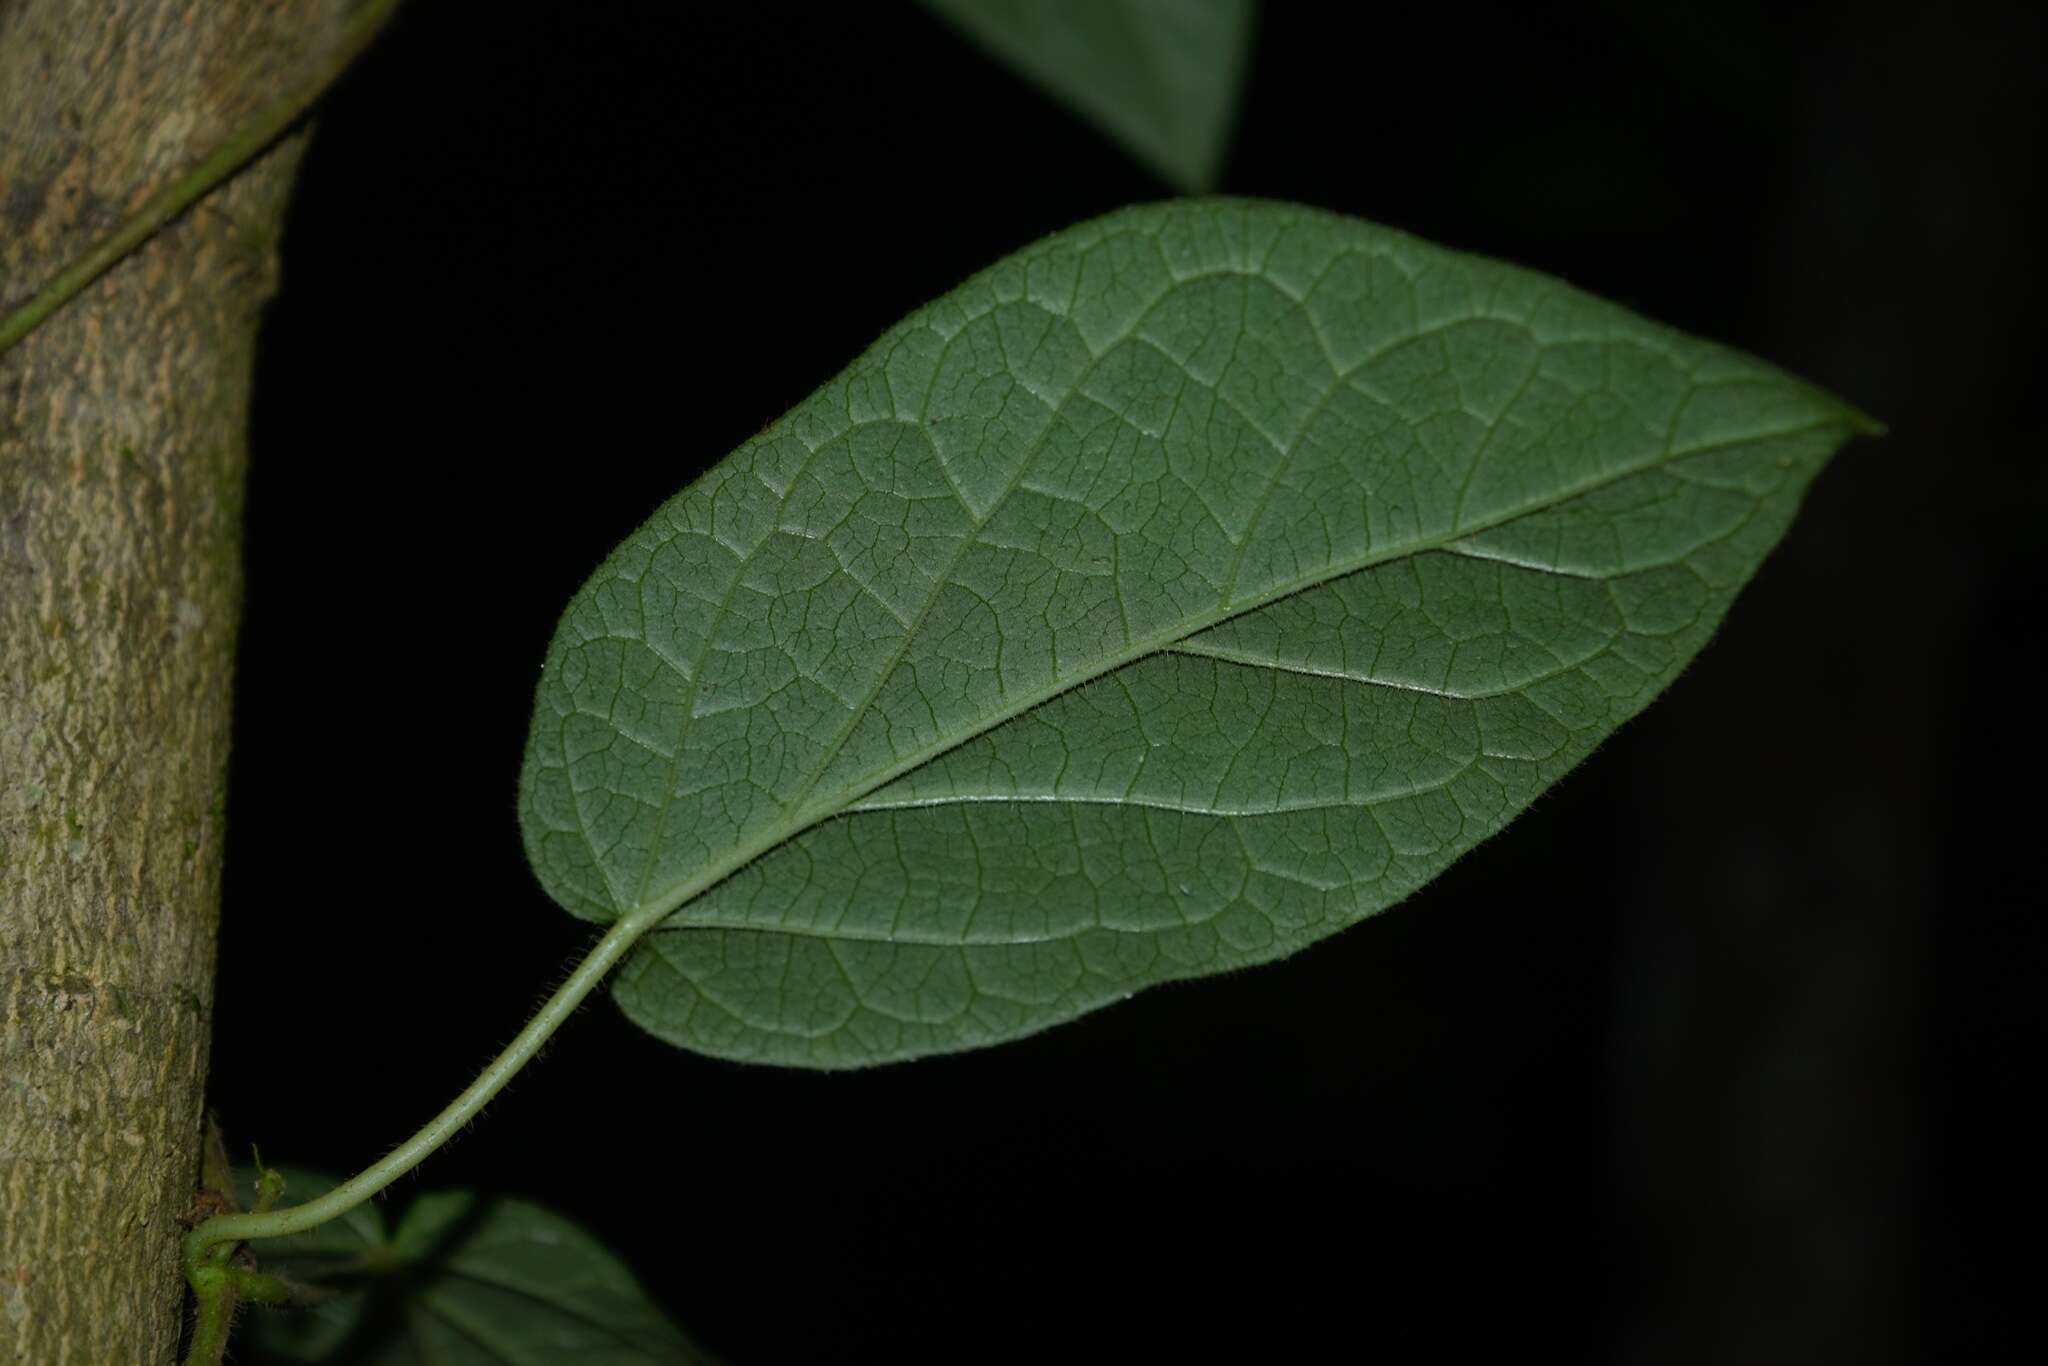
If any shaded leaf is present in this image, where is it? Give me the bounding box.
[236,1170,709,1364]
[518,198,1874,1068]
[918,0,1255,191]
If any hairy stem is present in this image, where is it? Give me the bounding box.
[185,904,666,1262]
[182,1264,235,1366]
[0,0,403,358]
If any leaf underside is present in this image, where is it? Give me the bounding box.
[236,1171,708,1364]
[518,198,1872,1069]
[917,0,1255,192]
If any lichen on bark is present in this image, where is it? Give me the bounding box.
[1,1,351,1359]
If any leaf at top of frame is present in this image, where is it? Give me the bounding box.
[918,0,1257,191]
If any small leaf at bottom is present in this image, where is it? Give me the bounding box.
[235,1170,711,1365]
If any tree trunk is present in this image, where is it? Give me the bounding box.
[1,1,347,1358]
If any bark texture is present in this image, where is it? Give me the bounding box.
[1,1,349,1359]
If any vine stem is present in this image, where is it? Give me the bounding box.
[183,1265,235,1366]
[181,905,668,1363]
[184,903,668,1263]
[0,0,404,359]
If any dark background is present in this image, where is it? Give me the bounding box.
[210,2,2043,1362]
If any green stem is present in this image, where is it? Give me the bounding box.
[185,904,666,1261]
[0,0,404,359]
[226,1264,332,1307]
[183,1263,235,1366]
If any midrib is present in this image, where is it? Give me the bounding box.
[621,413,1841,932]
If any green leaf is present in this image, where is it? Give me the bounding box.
[236,1170,709,1364]
[518,198,1874,1069]
[917,0,1255,191]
